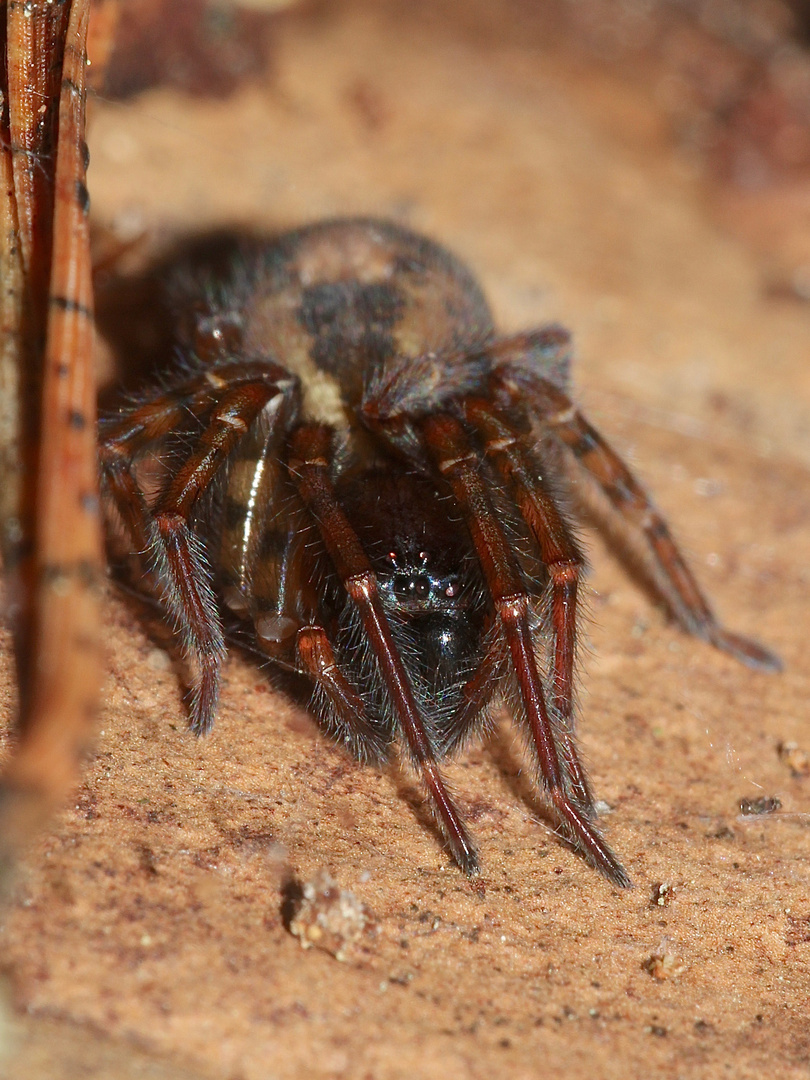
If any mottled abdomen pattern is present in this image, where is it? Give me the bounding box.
[220,219,494,426]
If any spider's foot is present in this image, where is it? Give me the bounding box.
[187,655,222,736]
[447,826,480,877]
[554,796,633,889]
[586,836,633,890]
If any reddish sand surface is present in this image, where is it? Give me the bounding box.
[1,3,809,1077]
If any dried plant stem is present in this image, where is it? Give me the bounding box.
[0,0,101,887]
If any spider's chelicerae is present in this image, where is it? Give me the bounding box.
[100,218,780,887]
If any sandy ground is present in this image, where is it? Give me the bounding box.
[1,2,809,1077]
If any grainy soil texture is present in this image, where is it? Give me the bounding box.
[2,2,809,1078]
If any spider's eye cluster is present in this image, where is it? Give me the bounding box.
[393,573,431,600]
[381,564,460,611]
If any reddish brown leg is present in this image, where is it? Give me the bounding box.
[100,360,293,453]
[288,423,479,875]
[101,367,294,733]
[487,342,781,673]
[296,625,389,765]
[463,397,595,814]
[100,362,293,547]
[99,447,153,553]
[421,413,631,887]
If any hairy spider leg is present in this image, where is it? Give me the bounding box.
[100,359,292,544]
[295,625,390,764]
[214,388,393,764]
[287,423,480,875]
[420,413,632,888]
[485,344,781,673]
[100,361,296,733]
[229,459,414,765]
[462,396,595,816]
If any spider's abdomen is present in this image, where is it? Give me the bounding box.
[234,218,494,427]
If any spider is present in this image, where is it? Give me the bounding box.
[99,217,780,887]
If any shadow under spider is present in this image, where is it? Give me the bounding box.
[388,719,572,872]
[95,226,282,401]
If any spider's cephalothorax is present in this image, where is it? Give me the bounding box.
[100,218,780,886]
